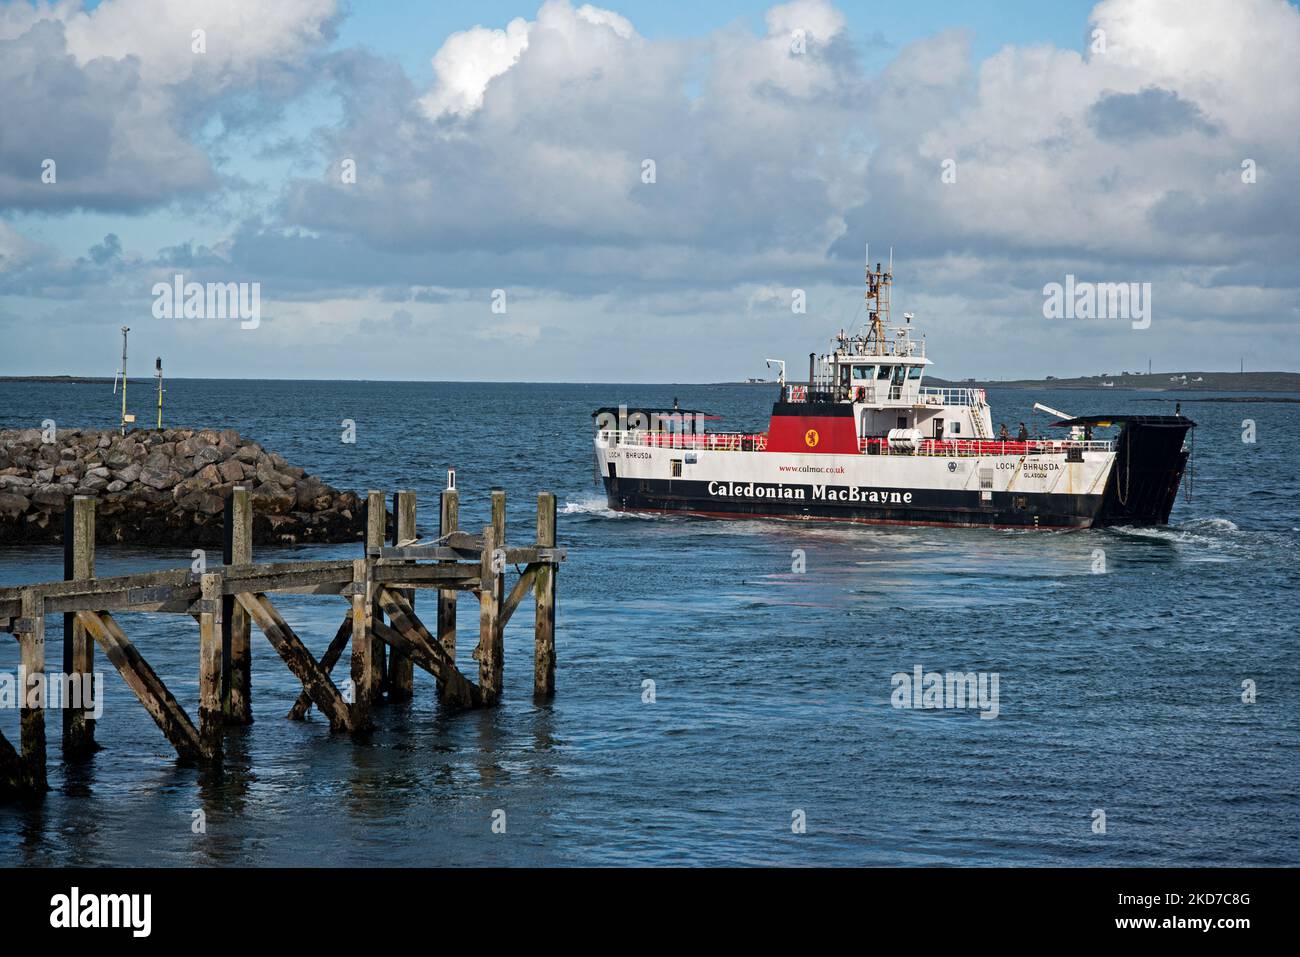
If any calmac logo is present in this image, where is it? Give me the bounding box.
[804,429,820,448]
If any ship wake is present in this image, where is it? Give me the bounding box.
[562,495,657,520]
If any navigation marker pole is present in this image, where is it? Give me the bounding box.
[111,326,134,436]
[154,357,165,429]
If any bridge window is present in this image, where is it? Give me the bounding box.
[851,365,875,382]
[876,365,892,380]
[907,366,923,380]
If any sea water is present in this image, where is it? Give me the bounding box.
[1,380,1296,866]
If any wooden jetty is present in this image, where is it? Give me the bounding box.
[0,483,564,798]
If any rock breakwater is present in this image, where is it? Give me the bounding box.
[0,428,364,545]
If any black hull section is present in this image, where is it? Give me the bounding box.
[601,477,1104,529]
[1092,418,1194,527]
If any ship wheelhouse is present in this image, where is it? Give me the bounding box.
[799,324,993,445]
[771,253,995,444]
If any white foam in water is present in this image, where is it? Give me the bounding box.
[561,495,656,520]
[1110,516,1246,561]
[1181,517,1240,534]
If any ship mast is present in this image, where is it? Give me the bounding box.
[863,244,893,356]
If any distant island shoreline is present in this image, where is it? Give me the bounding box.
[4,371,1300,392]
[727,371,1300,393]
[2,375,144,384]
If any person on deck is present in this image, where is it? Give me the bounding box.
[998,423,1010,440]
[1017,422,1029,441]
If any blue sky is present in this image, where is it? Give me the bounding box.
[1,0,1296,381]
[337,0,1100,68]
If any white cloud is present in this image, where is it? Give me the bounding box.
[764,0,846,43]
[0,0,339,212]
[421,16,531,119]
[1090,0,1300,140]
[0,0,338,88]
[851,0,1300,267]
[575,4,635,39]
[291,0,863,280]
[420,2,637,119]
[0,221,45,275]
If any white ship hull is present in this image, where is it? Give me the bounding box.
[596,439,1116,529]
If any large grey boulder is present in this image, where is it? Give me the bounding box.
[139,467,182,491]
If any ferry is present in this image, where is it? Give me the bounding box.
[592,254,1195,529]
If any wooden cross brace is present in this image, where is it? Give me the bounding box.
[234,593,356,733]
[74,610,209,763]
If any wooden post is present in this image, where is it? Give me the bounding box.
[364,490,388,698]
[476,523,504,703]
[198,572,224,754]
[19,589,46,792]
[62,495,97,756]
[489,488,506,699]
[350,557,379,726]
[222,486,253,724]
[534,491,557,697]
[388,490,416,701]
[436,487,459,664]
[491,487,507,549]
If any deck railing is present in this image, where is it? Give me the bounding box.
[598,430,768,451]
[917,387,986,407]
[782,384,987,407]
[859,437,1114,456]
[598,431,1112,457]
